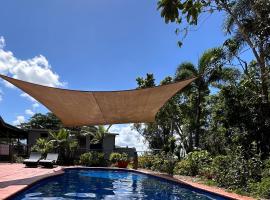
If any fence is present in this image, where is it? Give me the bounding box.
[0,144,28,162]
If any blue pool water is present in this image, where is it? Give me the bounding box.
[11,169,230,200]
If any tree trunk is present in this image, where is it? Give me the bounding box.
[194,89,202,148]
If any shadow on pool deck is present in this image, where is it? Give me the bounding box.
[0,163,63,199]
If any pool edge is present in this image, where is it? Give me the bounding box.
[6,166,254,200]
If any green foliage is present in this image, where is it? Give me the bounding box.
[174,150,212,176]
[211,150,262,190]
[109,152,129,163]
[138,154,154,169]
[31,138,53,156]
[138,152,176,175]
[151,152,176,175]
[248,177,270,199]
[13,155,25,163]
[262,159,270,178]
[20,112,62,130]
[49,128,78,165]
[90,125,108,144]
[79,152,106,167]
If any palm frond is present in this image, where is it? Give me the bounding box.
[175,62,197,81]
[157,0,181,23]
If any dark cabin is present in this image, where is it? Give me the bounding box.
[0,117,28,161]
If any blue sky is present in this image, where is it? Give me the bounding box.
[0,0,236,150]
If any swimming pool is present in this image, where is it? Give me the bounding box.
[11,169,230,200]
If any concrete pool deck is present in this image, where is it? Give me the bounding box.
[0,163,63,199]
[0,164,255,200]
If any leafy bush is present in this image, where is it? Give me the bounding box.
[211,151,262,190]
[31,138,53,156]
[79,151,106,167]
[249,177,270,198]
[138,154,154,169]
[262,159,270,177]
[13,155,24,163]
[174,150,212,176]
[150,152,176,175]
[109,152,129,163]
[138,152,176,175]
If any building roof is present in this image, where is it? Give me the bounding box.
[0,74,196,127]
[0,116,27,138]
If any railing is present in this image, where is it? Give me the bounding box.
[0,144,29,162]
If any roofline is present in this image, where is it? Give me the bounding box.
[0,116,26,133]
[106,132,119,136]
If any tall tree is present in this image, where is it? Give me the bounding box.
[175,47,237,148]
[157,0,269,102]
[20,112,62,130]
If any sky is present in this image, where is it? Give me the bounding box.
[0,0,232,151]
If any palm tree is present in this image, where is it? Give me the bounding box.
[91,125,112,144]
[80,125,112,145]
[31,138,53,155]
[175,47,237,149]
[49,128,78,164]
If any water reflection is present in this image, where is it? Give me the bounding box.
[12,169,228,200]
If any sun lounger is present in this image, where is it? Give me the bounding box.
[39,153,58,168]
[23,152,42,167]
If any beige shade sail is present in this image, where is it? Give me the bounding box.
[0,74,196,127]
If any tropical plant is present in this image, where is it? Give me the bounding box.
[80,125,112,145]
[49,128,78,164]
[175,47,238,149]
[31,138,53,156]
[79,151,106,167]
[109,152,129,163]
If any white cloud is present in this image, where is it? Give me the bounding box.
[25,109,34,116]
[32,103,40,108]
[110,124,149,152]
[12,115,25,126]
[20,93,37,102]
[0,36,65,88]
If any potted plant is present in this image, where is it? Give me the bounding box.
[109,152,129,168]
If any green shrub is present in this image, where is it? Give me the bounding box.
[174,150,212,176]
[211,155,233,187]
[13,155,24,163]
[150,152,176,175]
[138,154,154,169]
[31,138,53,156]
[262,159,270,178]
[79,151,106,166]
[211,152,262,190]
[249,177,270,198]
[109,152,129,163]
[174,159,193,176]
[138,152,176,175]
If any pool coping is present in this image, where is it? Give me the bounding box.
[5,166,255,200]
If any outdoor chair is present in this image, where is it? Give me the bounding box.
[23,152,42,167]
[39,153,59,168]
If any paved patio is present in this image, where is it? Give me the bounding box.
[0,163,63,199]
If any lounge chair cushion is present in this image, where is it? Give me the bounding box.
[23,152,42,164]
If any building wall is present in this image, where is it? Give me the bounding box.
[27,129,49,149]
[102,134,116,158]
